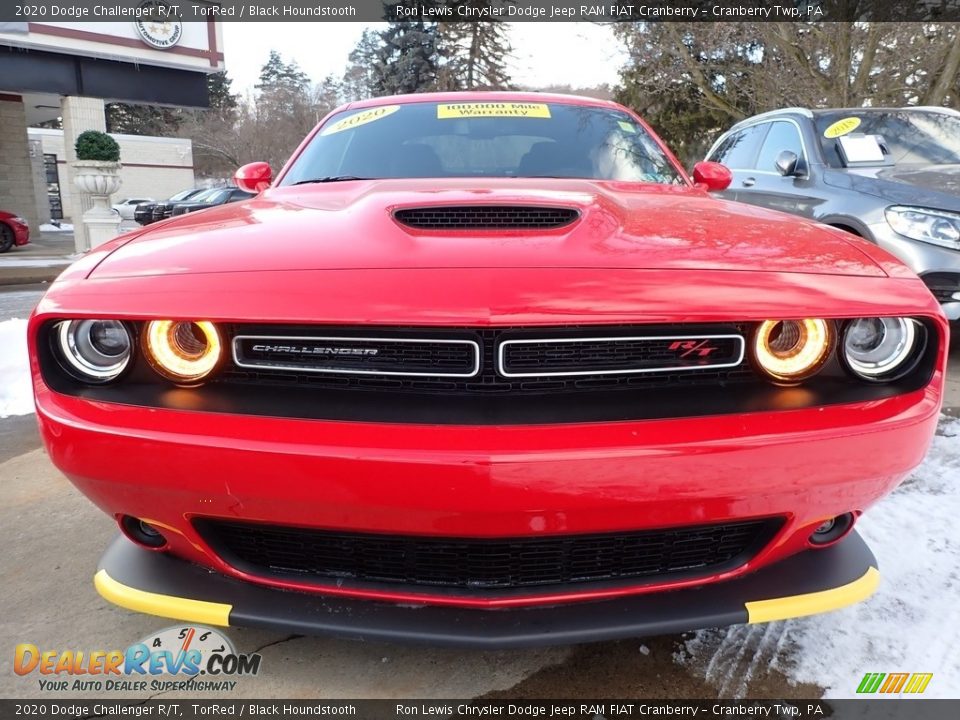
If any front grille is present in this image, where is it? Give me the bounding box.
[218,324,757,396]
[196,518,782,593]
[921,272,960,303]
[500,334,744,377]
[233,335,479,377]
[394,206,579,230]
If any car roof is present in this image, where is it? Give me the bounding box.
[727,105,960,132]
[337,91,625,114]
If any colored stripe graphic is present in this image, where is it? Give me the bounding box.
[880,673,909,693]
[857,673,885,693]
[857,672,932,694]
[903,673,934,694]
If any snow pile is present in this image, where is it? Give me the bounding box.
[40,223,73,232]
[676,417,960,698]
[0,319,33,418]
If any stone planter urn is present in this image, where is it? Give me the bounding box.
[71,160,122,251]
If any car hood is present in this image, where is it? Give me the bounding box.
[90,178,886,279]
[823,164,960,212]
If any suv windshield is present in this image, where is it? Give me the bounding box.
[816,110,960,167]
[281,101,685,185]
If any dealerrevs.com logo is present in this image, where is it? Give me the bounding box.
[14,625,262,692]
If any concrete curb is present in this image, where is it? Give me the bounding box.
[0,266,66,287]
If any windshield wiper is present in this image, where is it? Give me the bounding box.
[292,176,374,185]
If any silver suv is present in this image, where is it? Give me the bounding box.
[706,107,960,318]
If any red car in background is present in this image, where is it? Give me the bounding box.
[0,210,30,252]
[29,93,945,647]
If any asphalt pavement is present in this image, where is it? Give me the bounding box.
[1,283,958,700]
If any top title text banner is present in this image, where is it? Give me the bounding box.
[2,1,960,23]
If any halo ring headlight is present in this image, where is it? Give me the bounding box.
[56,319,132,383]
[842,317,920,381]
[144,320,222,384]
[752,319,833,383]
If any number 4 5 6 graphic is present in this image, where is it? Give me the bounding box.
[857,672,933,694]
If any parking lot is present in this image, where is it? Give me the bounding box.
[1,281,958,700]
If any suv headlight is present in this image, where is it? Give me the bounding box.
[885,206,960,250]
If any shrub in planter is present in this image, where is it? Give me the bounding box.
[75,130,120,162]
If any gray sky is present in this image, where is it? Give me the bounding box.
[221,22,626,97]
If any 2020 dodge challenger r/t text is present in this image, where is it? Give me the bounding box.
[29,93,945,647]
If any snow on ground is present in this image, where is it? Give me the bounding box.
[39,223,73,232]
[675,417,960,698]
[0,319,32,418]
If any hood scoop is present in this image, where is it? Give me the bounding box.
[393,205,580,230]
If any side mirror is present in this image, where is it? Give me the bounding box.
[692,161,732,192]
[775,150,802,177]
[234,162,272,193]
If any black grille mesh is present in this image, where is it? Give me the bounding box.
[394,206,579,230]
[219,325,757,396]
[196,518,781,592]
[502,336,743,375]
[234,336,477,376]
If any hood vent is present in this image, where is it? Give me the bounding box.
[394,205,580,230]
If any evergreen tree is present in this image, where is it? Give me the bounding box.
[438,4,513,90]
[207,71,238,116]
[342,28,387,100]
[105,103,182,136]
[377,4,440,95]
[256,50,311,95]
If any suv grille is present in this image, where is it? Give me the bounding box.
[394,206,579,230]
[196,518,782,594]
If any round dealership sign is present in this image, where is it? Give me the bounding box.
[134,15,183,50]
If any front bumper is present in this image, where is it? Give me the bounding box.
[37,382,937,609]
[96,531,879,648]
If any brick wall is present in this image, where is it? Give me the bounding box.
[0,96,40,231]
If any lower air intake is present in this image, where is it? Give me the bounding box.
[196,517,783,594]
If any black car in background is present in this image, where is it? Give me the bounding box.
[705,106,960,317]
[135,188,205,226]
[152,187,232,222]
[169,187,255,216]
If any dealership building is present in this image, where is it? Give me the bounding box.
[0,18,223,246]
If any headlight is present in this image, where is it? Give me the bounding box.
[144,320,222,384]
[842,317,921,381]
[56,320,132,383]
[885,206,960,250]
[752,319,833,383]
[13,217,27,226]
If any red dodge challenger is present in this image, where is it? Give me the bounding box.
[29,93,945,646]
[0,210,30,253]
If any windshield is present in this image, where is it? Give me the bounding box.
[184,188,220,203]
[168,189,200,202]
[281,101,685,185]
[816,110,960,167]
[203,189,231,204]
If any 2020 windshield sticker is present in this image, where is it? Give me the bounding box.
[823,117,862,138]
[320,105,400,135]
[437,103,552,119]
